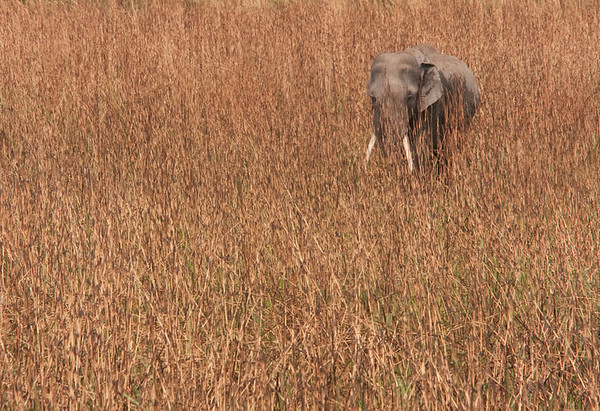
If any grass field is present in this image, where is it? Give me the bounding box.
[1,0,600,408]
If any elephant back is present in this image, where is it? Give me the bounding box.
[426,52,480,120]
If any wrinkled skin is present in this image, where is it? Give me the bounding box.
[366,44,480,172]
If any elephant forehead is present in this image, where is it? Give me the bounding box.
[369,78,404,100]
[370,56,420,83]
[368,69,418,96]
[372,52,417,67]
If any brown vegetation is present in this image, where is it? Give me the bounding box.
[1,0,599,408]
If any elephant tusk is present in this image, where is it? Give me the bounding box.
[365,133,377,165]
[403,135,415,173]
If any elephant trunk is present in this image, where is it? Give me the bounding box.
[387,109,419,173]
[366,105,417,173]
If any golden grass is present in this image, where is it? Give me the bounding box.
[1,0,599,407]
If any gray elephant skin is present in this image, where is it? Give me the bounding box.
[366,44,480,172]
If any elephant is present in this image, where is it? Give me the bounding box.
[365,44,480,172]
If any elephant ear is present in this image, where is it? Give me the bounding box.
[418,63,443,112]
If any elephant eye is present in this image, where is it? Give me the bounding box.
[370,96,377,107]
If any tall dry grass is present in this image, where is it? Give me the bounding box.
[1,0,599,408]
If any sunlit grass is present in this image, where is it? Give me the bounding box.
[1,0,599,408]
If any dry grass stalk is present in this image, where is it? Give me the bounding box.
[1,0,599,408]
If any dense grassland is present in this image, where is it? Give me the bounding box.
[1,0,600,408]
